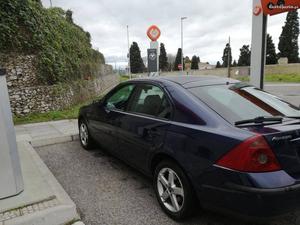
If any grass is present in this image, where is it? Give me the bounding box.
[13,98,99,125]
[233,73,300,83]
[120,75,130,82]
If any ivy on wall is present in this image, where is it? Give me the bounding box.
[0,0,105,85]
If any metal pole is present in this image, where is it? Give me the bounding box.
[49,0,52,7]
[227,36,231,78]
[127,25,131,79]
[181,17,187,74]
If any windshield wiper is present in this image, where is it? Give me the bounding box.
[235,116,283,126]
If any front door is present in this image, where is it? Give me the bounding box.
[88,84,136,154]
[116,83,173,172]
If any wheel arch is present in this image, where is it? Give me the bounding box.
[150,152,186,176]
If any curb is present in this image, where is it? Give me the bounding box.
[30,134,79,148]
[72,222,85,225]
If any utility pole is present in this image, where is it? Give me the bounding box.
[181,17,187,74]
[127,25,131,79]
[227,36,231,78]
[49,0,53,7]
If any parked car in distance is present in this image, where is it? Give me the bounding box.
[78,75,300,220]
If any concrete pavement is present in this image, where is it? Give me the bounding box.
[0,119,82,225]
[15,119,78,147]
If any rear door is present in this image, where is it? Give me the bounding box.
[116,83,173,172]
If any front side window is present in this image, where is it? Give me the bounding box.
[106,84,135,111]
[128,84,172,119]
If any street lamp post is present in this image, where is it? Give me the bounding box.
[181,17,187,74]
[127,25,131,79]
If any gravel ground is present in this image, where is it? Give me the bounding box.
[36,141,300,225]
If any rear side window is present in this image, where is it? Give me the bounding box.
[106,84,135,111]
[127,84,172,119]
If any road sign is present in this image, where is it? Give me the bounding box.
[261,0,299,15]
[148,49,158,72]
[178,64,183,70]
[147,25,161,42]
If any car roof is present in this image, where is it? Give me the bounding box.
[131,75,240,88]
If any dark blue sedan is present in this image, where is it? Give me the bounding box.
[78,76,300,220]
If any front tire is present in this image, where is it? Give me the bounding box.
[153,160,197,220]
[79,119,95,150]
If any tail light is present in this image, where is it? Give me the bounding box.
[215,135,281,172]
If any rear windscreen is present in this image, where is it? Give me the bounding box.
[188,83,300,124]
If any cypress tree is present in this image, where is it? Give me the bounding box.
[222,43,232,67]
[174,48,184,71]
[238,45,251,66]
[232,60,237,67]
[278,11,299,63]
[266,34,278,65]
[191,55,199,70]
[159,43,168,71]
[216,61,221,68]
[130,42,145,73]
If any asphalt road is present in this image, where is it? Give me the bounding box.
[36,141,300,225]
[265,83,300,107]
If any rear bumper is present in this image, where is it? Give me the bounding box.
[197,170,300,218]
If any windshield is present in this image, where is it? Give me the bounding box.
[189,83,300,124]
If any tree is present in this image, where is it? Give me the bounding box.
[174,48,184,71]
[238,45,251,66]
[278,10,299,63]
[130,42,145,73]
[222,43,232,67]
[66,10,73,23]
[266,34,278,65]
[191,55,199,70]
[159,43,168,71]
[232,60,237,67]
[216,61,221,68]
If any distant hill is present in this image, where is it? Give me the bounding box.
[0,0,105,85]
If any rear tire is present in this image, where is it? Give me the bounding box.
[79,119,95,150]
[153,160,197,220]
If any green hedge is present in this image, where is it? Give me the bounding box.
[0,0,104,84]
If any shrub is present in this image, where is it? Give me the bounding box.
[0,0,105,84]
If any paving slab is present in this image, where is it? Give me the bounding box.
[0,141,79,225]
[15,120,79,147]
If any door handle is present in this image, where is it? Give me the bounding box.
[146,128,160,138]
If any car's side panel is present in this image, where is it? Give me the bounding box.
[116,111,169,172]
[86,103,119,152]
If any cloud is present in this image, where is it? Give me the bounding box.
[42,0,297,65]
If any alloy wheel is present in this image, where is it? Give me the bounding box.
[157,167,185,213]
[80,123,88,146]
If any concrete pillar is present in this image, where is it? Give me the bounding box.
[0,69,24,199]
[250,0,268,89]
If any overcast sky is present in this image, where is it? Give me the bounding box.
[41,0,298,66]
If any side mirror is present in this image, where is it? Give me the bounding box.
[105,102,116,111]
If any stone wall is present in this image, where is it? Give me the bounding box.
[156,63,300,77]
[0,54,119,116]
